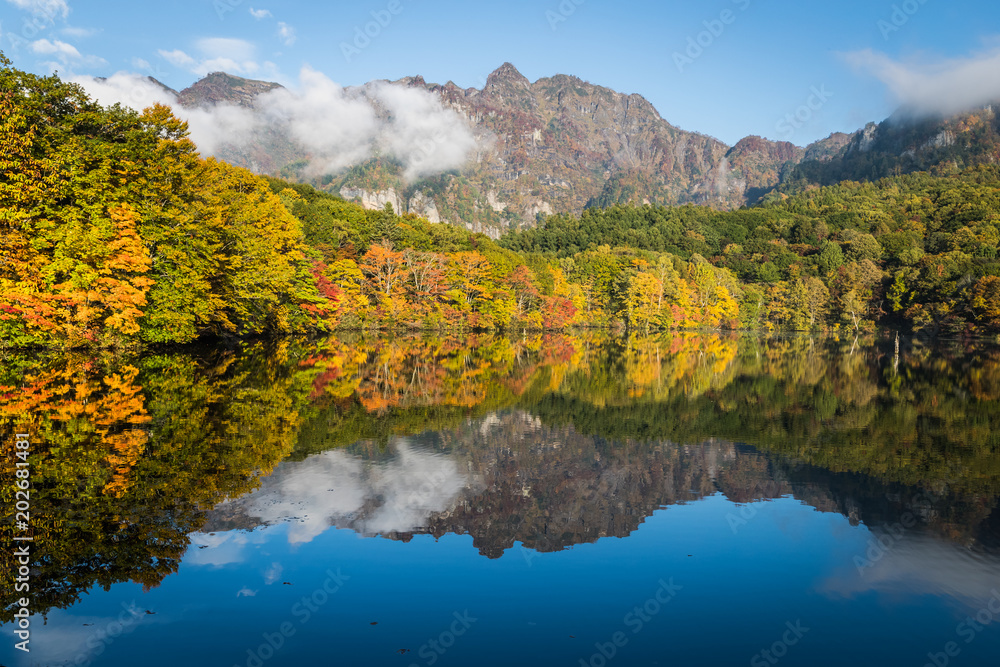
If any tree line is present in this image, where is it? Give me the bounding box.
[503,166,1000,335]
[4,57,1000,347]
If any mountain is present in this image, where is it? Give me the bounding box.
[786,105,1000,188]
[169,65,1000,237]
[722,135,804,202]
[172,64,807,236]
[175,71,303,176]
[176,71,281,108]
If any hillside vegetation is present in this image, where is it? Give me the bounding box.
[3,59,1000,348]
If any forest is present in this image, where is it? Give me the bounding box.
[4,57,1000,348]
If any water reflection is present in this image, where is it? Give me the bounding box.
[214,443,474,545]
[822,530,1000,612]
[2,332,1000,630]
[202,409,1000,576]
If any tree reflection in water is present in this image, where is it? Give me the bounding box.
[3,332,1000,621]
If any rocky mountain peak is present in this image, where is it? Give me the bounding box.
[484,62,533,98]
[175,64,973,234]
[728,135,802,162]
[487,62,529,85]
[177,72,282,109]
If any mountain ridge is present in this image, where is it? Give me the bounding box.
[165,63,999,236]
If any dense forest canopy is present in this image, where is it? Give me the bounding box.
[502,167,1000,335]
[3,58,1000,347]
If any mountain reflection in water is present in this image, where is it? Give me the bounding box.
[2,333,1000,666]
[202,411,1000,600]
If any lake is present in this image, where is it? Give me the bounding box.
[2,333,1000,666]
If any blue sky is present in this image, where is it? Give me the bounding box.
[1,0,998,146]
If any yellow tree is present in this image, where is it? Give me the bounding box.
[626,272,665,331]
[971,276,1000,329]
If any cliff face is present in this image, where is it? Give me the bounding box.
[174,64,806,237]
[392,64,800,232]
[723,135,805,201]
[170,66,1000,237]
[177,71,281,108]
[789,105,1000,186]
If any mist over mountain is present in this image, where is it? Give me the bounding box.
[784,103,1000,190]
[76,63,1000,238]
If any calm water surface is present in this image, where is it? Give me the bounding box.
[1,333,999,666]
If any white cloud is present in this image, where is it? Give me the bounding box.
[371,81,479,180]
[263,562,283,585]
[249,7,272,19]
[72,71,175,109]
[74,71,261,155]
[19,608,153,667]
[158,48,196,69]
[196,56,261,77]
[30,37,105,69]
[31,37,79,58]
[821,530,1000,614]
[252,67,477,179]
[844,45,1000,116]
[220,440,471,545]
[5,0,68,19]
[132,57,151,71]
[277,21,296,46]
[236,587,258,597]
[72,64,478,179]
[61,26,98,38]
[159,39,266,78]
[185,529,269,566]
[197,36,256,62]
[258,66,381,173]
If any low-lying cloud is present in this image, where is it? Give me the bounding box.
[70,72,257,156]
[73,65,478,181]
[844,45,1000,117]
